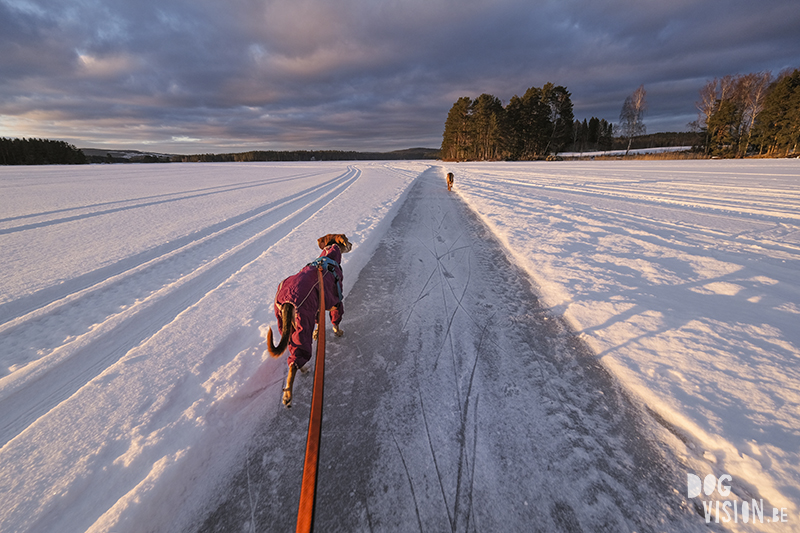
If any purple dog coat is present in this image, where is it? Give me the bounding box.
[273,244,344,369]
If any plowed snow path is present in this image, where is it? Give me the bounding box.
[197,168,704,532]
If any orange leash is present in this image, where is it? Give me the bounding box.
[296,266,326,532]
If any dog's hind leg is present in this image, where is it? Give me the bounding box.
[314,324,344,339]
[282,363,298,407]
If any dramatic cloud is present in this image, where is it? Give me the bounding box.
[1,0,798,153]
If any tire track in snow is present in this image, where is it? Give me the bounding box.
[0,167,361,448]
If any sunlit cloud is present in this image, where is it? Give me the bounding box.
[171,135,201,143]
[76,51,144,78]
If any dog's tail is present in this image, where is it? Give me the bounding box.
[267,303,295,358]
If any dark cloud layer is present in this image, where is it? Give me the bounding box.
[1,0,798,153]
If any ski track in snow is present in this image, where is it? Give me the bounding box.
[0,160,798,532]
[0,166,362,447]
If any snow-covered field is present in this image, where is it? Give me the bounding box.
[0,159,798,531]
[560,145,694,158]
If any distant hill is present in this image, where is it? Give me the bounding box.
[610,132,701,151]
[81,148,175,163]
[385,147,441,159]
[81,147,441,163]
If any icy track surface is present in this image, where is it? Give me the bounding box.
[197,168,701,532]
[0,160,798,532]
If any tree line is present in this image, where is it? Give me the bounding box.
[440,83,620,161]
[443,67,799,161]
[171,148,438,163]
[693,68,800,157]
[570,117,615,154]
[1,144,439,165]
[0,137,86,165]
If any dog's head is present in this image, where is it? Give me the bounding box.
[317,233,353,253]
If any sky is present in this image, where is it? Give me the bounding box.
[1,0,799,154]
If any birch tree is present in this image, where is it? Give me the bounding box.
[738,72,772,156]
[618,85,647,155]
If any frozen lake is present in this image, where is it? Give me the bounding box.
[1,160,797,531]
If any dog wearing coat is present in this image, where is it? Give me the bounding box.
[267,234,352,407]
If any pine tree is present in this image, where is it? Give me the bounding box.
[752,69,800,156]
[503,88,551,160]
[518,86,551,159]
[502,95,526,160]
[542,83,574,155]
[707,99,743,157]
[588,117,600,145]
[441,97,473,161]
[599,119,613,150]
[470,94,504,160]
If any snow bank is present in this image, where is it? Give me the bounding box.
[450,159,800,529]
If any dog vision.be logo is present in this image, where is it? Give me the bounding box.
[688,473,790,525]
